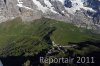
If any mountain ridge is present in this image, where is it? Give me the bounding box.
[0,0,100,32]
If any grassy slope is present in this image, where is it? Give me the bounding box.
[50,19,100,45]
[0,17,99,56]
[0,18,51,56]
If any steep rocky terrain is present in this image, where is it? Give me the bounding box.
[0,0,100,31]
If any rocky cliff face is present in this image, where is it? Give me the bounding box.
[0,0,100,31]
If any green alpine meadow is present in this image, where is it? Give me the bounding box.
[0,17,100,66]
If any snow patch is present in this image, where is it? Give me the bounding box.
[32,0,48,13]
[32,0,58,13]
[65,0,96,14]
[17,0,33,10]
[17,0,23,7]
[44,0,58,13]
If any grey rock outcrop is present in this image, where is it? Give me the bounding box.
[0,0,100,31]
